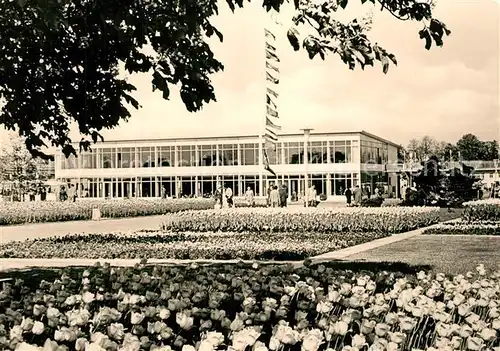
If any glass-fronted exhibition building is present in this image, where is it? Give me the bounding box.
[55,130,402,201]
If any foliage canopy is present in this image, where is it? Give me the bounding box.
[0,0,450,158]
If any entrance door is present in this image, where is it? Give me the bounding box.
[124,182,130,198]
[104,182,111,199]
[290,178,299,202]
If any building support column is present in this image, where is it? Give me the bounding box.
[155,176,159,198]
[326,173,332,198]
[258,141,264,197]
[195,175,199,197]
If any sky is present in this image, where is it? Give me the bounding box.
[0,0,499,149]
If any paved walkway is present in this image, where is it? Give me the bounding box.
[0,215,165,243]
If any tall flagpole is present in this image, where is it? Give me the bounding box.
[258,9,267,198]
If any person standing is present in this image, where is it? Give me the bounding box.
[245,186,254,207]
[270,186,280,208]
[59,186,68,202]
[67,184,76,202]
[279,184,288,207]
[308,185,317,207]
[366,186,371,200]
[267,184,273,207]
[225,186,233,208]
[345,187,352,205]
[214,185,223,209]
[161,185,166,199]
[353,185,362,205]
[29,188,36,201]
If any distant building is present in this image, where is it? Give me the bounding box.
[54,130,404,200]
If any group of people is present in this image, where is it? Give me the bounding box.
[58,184,78,202]
[267,183,288,208]
[344,185,382,205]
[213,185,234,209]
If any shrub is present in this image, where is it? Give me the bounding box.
[360,197,384,207]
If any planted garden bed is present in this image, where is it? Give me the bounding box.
[0,199,214,226]
[0,262,498,351]
[0,231,388,260]
[423,200,500,235]
[161,207,440,234]
[423,223,500,235]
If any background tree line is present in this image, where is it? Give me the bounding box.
[403,134,499,162]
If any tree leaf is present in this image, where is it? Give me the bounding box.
[338,0,348,10]
[212,27,224,42]
[382,61,389,74]
[16,0,27,8]
[123,93,140,110]
[226,0,235,12]
[152,71,170,100]
[387,53,397,66]
[287,28,300,51]
[319,49,325,60]
[419,29,432,50]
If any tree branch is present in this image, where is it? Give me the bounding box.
[376,0,411,21]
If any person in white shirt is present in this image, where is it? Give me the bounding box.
[245,187,254,207]
[225,187,233,207]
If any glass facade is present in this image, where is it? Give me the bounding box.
[220,144,238,166]
[360,140,388,164]
[330,141,352,163]
[198,145,217,167]
[239,143,259,166]
[158,146,175,167]
[67,140,358,169]
[56,133,397,199]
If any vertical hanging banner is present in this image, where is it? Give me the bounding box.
[263,26,281,177]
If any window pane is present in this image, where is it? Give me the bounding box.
[199,145,217,166]
[221,144,237,166]
[158,146,174,167]
[285,142,302,164]
[178,146,195,167]
[333,141,346,163]
[240,143,258,166]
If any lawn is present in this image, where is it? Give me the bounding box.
[345,234,500,275]
[437,207,464,222]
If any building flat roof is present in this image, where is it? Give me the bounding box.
[83,130,402,149]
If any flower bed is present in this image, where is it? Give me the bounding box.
[233,198,268,208]
[423,223,500,235]
[161,207,440,234]
[1,262,499,351]
[0,199,214,226]
[462,199,500,222]
[0,231,387,260]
